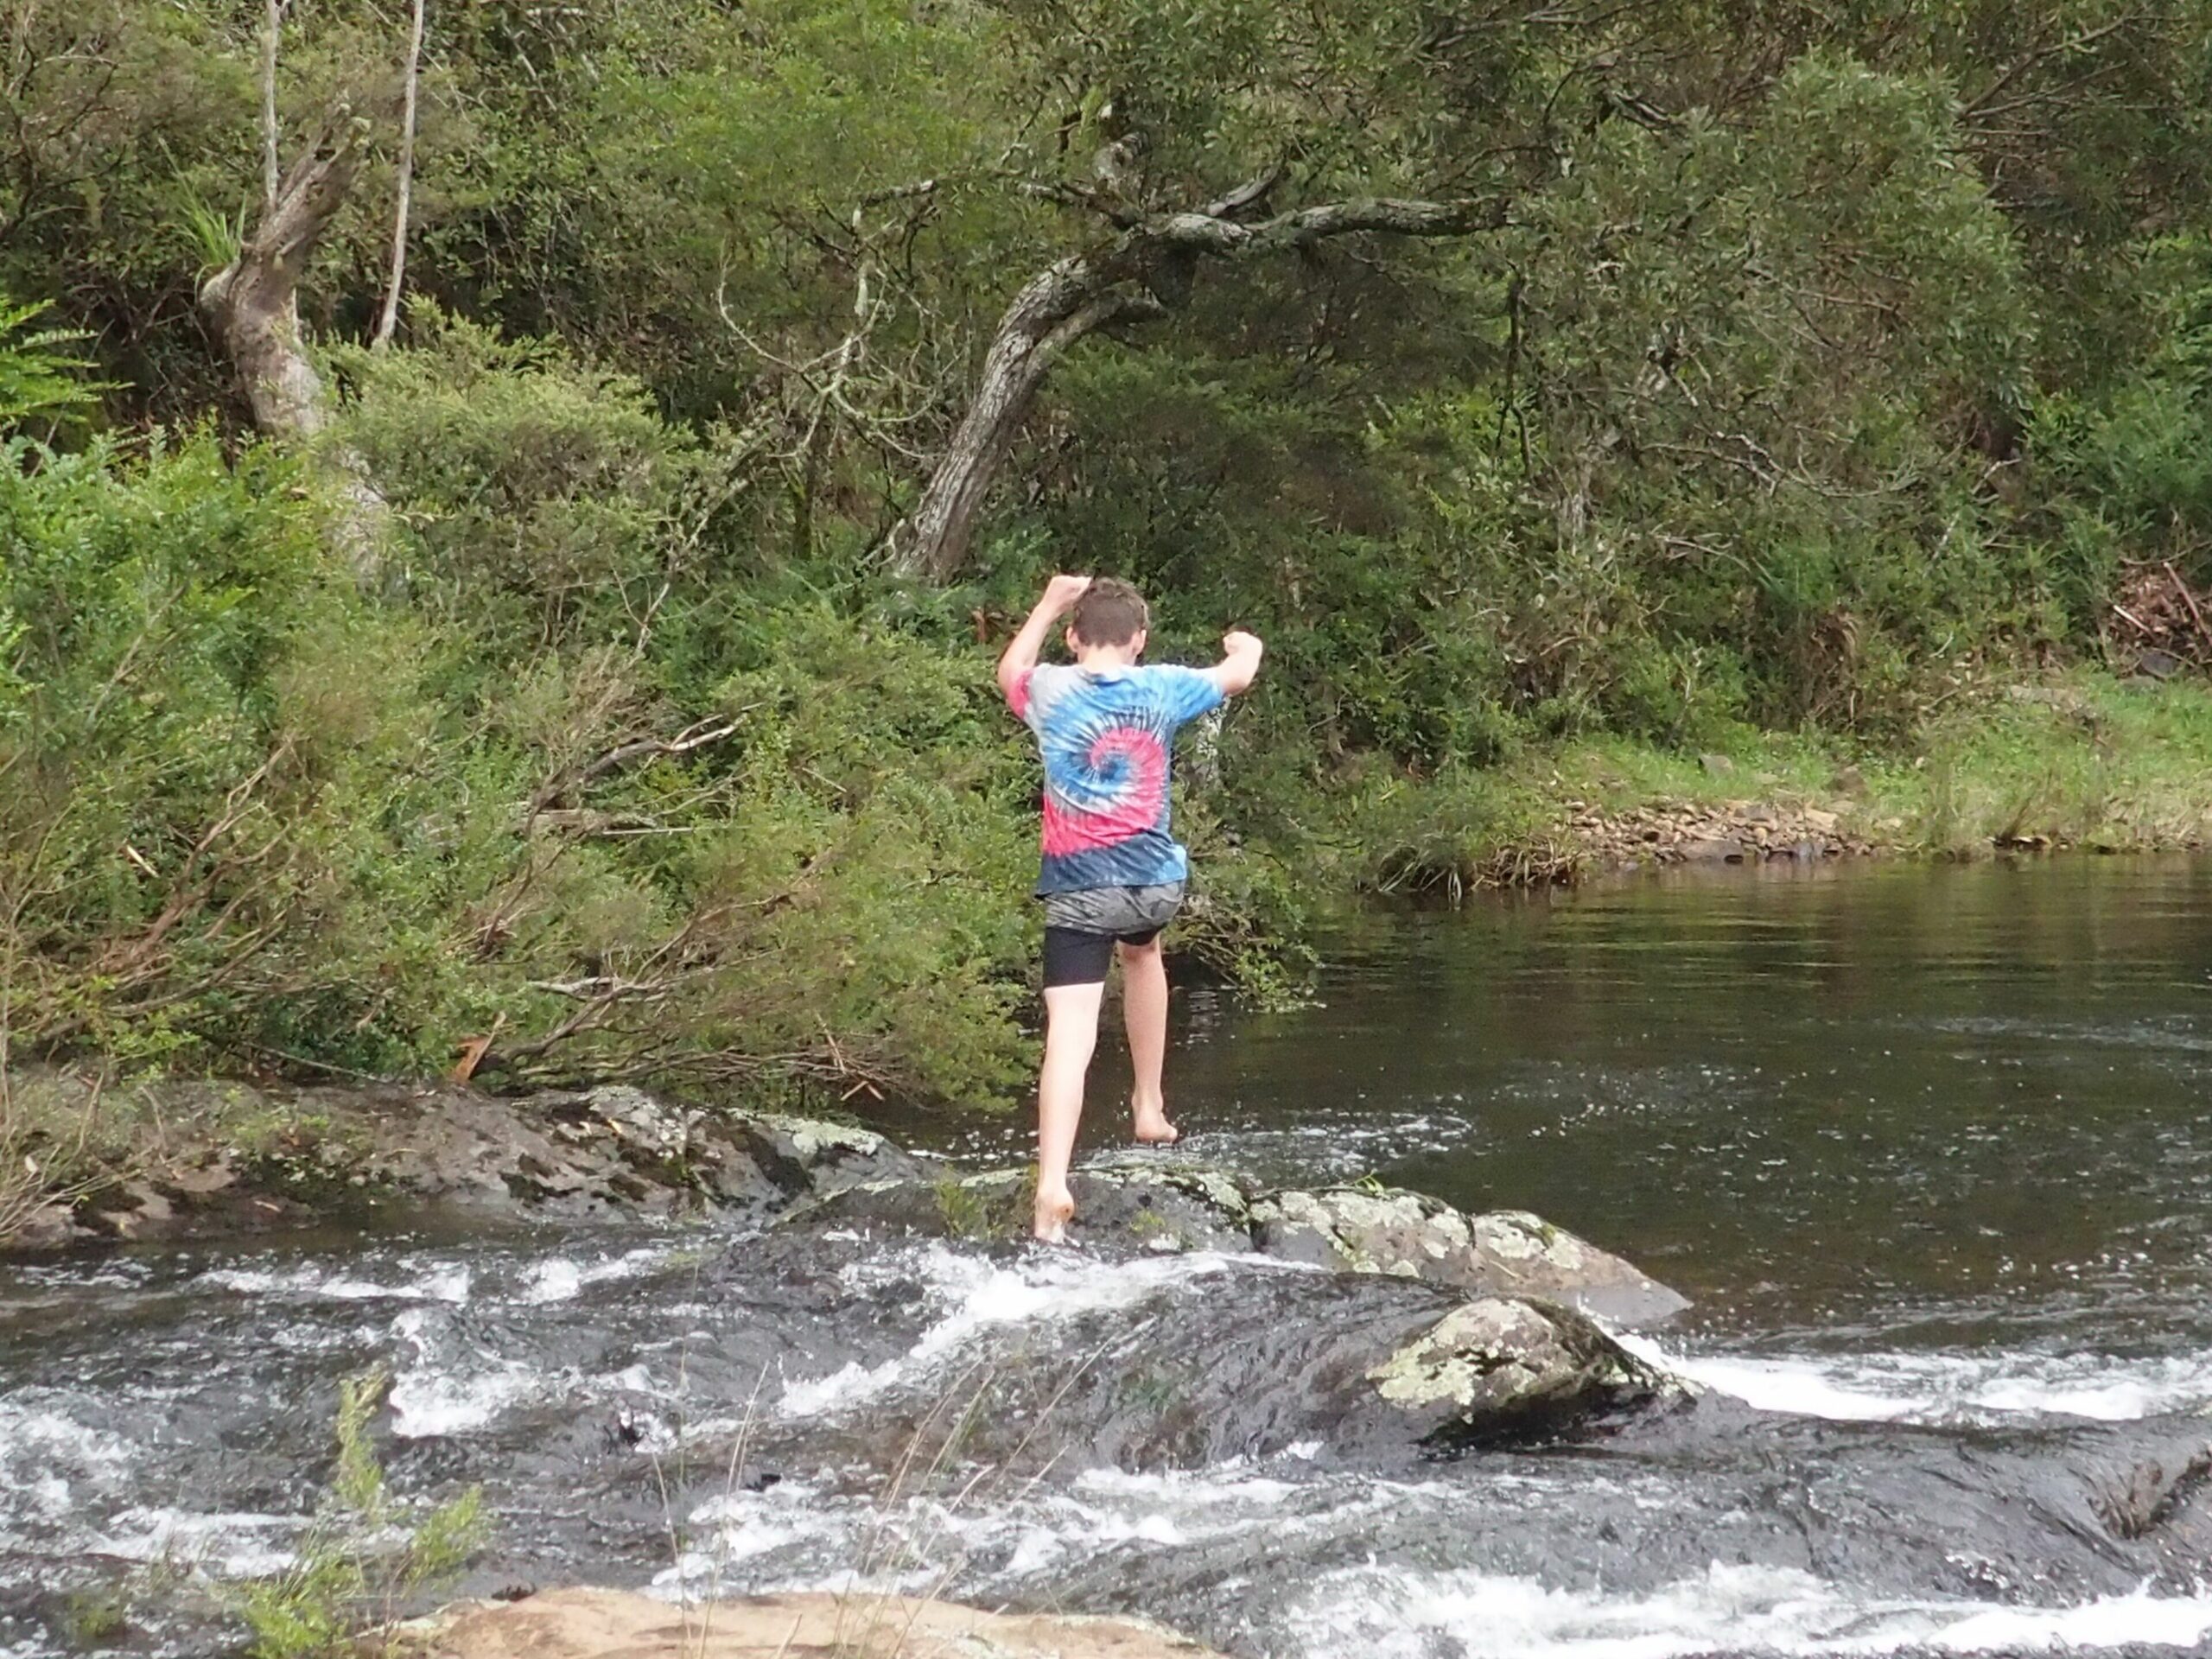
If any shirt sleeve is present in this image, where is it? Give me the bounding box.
[1003,666,1035,721]
[1151,664,1227,726]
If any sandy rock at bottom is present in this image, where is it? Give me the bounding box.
[423,1586,1224,1659]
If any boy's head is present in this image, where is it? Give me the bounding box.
[1066,577,1149,663]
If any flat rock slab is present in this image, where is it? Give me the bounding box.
[425,1586,1224,1659]
[1253,1188,1691,1326]
[7,1071,934,1251]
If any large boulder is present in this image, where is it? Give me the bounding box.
[422,1586,1224,1659]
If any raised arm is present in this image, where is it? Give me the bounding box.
[996,573,1091,705]
[1206,628,1265,698]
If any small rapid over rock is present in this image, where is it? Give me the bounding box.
[11,862,2212,1658]
[4,1159,2210,1658]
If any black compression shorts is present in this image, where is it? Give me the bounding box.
[1039,881,1185,988]
[1041,924,1162,988]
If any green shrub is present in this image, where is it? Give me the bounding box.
[233,1368,485,1659]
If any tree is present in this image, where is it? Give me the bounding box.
[200,111,369,446]
[886,186,1510,581]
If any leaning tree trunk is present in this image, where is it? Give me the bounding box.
[885,192,1510,583]
[200,110,390,582]
[888,253,1141,582]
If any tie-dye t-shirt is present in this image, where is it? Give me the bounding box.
[1006,662,1225,894]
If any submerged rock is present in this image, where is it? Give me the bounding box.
[423,1586,1224,1659]
[789,1166,1690,1327]
[787,1255,1686,1472]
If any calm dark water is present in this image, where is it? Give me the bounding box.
[1116,857,2212,1350]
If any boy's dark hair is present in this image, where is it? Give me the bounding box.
[1070,577,1150,648]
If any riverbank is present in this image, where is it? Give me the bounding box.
[10,668,2212,1241]
[1325,667,2212,895]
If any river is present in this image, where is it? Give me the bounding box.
[5,858,2212,1656]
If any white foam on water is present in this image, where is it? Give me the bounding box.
[386,1306,542,1438]
[1287,1561,2212,1659]
[775,1245,1278,1419]
[1073,1464,1300,1506]
[1620,1335,2212,1426]
[387,1356,540,1439]
[516,1245,674,1305]
[200,1260,472,1304]
[94,1505,300,1579]
[652,1450,1391,1609]
[0,1398,135,1528]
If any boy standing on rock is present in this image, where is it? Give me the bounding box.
[997,575,1264,1243]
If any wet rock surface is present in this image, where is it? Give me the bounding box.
[8,1077,936,1251]
[791,1166,1690,1327]
[9,1044,2212,1659]
[5,1218,2212,1659]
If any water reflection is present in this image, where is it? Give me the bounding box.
[1086,857,2212,1343]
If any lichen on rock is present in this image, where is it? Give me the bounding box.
[1368,1294,1678,1445]
[1250,1186,1689,1327]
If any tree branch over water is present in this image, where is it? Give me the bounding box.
[886,188,1511,582]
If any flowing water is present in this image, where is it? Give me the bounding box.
[7,858,2212,1656]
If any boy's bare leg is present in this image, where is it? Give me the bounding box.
[1034,981,1105,1241]
[1119,936,1178,1145]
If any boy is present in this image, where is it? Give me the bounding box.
[996,574,1264,1242]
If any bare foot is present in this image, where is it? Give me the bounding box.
[1033,1183,1076,1243]
[1132,1099,1180,1147]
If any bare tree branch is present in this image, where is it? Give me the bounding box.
[372,0,427,351]
[1961,14,2138,120]
[260,0,283,213]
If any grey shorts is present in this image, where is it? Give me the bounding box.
[1039,882,1185,988]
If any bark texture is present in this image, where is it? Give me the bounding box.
[887,192,1510,582]
[200,113,361,440]
[200,111,389,580]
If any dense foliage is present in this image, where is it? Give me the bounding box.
[3,0,2210,1101]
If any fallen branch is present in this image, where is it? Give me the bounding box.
[525,715,741,820]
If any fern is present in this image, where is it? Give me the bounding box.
[0,296,101,435]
